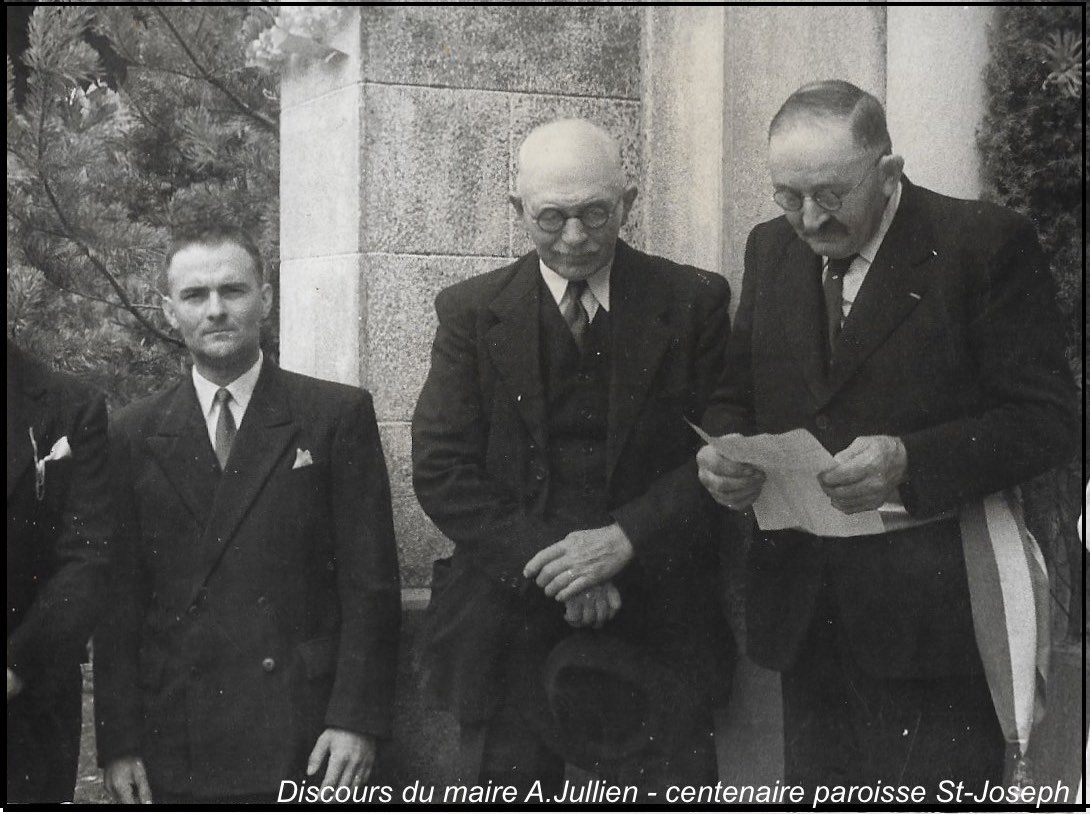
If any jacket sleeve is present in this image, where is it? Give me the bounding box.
[899,217,1079,515]
[611,273,734,567]
[7,389,113,689]
[412,288,562,592]
[92,416,149,766]
[323,390,402,738]
[702,225,763,438]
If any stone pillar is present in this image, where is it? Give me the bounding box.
[279,12,366,386]
[640,6,727,275]
[886,5,995,198]
[280,7,642,589]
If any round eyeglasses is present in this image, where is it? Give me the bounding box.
[531,201,616,233]
[773,154,884,213]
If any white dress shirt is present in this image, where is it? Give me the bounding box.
[191,351,264,450]
[539,260,611,321]
[823,180,903,319]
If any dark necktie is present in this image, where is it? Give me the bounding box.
[560,279,591,350]
[213,387,236,470]
[824,255,855,354]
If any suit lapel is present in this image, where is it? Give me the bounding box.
[190,362,296,602]
[606,244,672,483]
[485,255,548,448]
[146,379,220,524]
[7,352,47,498]
[822,182,936,405]
[775,239,832,407]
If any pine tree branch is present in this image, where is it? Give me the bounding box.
[42,276,161,312]
[152,7,277,134]
[38,173,182,346]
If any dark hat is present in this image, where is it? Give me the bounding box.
[541,631,701,773]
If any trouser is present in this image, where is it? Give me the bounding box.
[6,669,82,804]
[459,659,718,801]
[780,582,1004,800]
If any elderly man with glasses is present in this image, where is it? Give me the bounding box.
[697,80,1077,796]
[412,119,735,797]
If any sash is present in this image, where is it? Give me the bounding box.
[959,488,1051,784]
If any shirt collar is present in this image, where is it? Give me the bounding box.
[854,180,903,265]
[538,259,612,312]
[192,350,264,419]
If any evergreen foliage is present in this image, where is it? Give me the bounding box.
[7,5,279,406]
[978,5,1084,642]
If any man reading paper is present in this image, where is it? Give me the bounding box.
[696,81,1077,795]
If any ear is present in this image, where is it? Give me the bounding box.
[879,154,905,196]
[162,296,179,331]
[508,194,525,218]
[260,283,274,320]
[618,185,639,226]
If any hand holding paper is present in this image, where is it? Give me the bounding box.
[818,435,908,514]
[689,421,886,537]
[696,443,766,509]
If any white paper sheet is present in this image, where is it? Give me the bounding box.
[689,422,885,537]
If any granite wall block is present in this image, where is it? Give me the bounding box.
[361,85,510,257]
[359,6,640,99]
[365,254,501,421]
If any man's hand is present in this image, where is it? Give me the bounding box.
[818,435,907,514]
[104,756,153,804]
[563,581,622,629]
[7,667,23,702]
[524,523,634,602]
[696,443,766,509]
[307,728,377,789]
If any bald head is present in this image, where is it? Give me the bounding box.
[510,119,637,281]
[515,119,626,198]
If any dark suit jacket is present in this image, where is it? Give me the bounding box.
[703,180,1078,678]
[93,360,400,797]
[7,343,112,694]
[412,240,734,722]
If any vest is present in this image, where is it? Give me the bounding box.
[538,281,612,532]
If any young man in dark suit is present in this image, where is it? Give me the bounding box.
[697,80,1077,794]
[93,227,401,803]
[412,119,734,795]
[7,343,113,803]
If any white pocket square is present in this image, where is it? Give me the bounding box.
[29,430,72,501]
[292,448,314,469]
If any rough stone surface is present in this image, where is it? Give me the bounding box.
[359,6,640,99]
[887,6,992,199]
[279,255,363,386]
[508,95,642,255]
[280,82,362,261]
[366,254,502,421]
[361,85,510,257]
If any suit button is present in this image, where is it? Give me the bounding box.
[186,604,199,616]
[261,657,276,673]
[534,468,547,481]
[815,415,830,431]
[256,595,268,607]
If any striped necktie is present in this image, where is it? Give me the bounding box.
[560,279,591,350]
[213,387,236,470]
[824,254,855,354]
